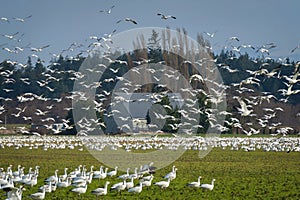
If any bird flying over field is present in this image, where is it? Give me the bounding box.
[13,14,32,22]
[157,13,176,20]
[291,45,300,53]
[116,18,137,24]
[99,5,115,14]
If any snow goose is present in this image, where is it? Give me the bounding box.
[94,168,108,180]
[187,176,202,188]
[164,167,177,180]
[24,174,38,187]
[1,176,14,190]
[140,175,154,187]
[59,168,68,181]
[71,183,87,196]
[45,169,58,183]
[107,166,118,177]
[93,166,103,177]
[126,177,134,189]
[128,167,140,179]
[116,18,137,24]
[157,13,176,20]
[141,174,154,182]
[29,187,45,200]
[128,182,143,194]
[86,166,94,177]
[5,185,25,200]
[39,181,52,193]
[57,177,72,188]
[12,165,22,177]
[154,178,171,189]
[111,180,126,193]
[91,181,110,197]
[99,5,115,14]
[200,179,215,190]
[118,168,130,180]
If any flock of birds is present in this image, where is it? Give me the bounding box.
[0,3,300,138]
[0,4,299,200]
[0,162,216,199]
[0,135,299,153]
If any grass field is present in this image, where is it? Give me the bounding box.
[0,145,299,199]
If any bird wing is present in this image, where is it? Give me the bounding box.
[129,19,137,24]
[41,44,50,49]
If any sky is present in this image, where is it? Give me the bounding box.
[1,0,300,64]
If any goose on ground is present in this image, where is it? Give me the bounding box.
[187,176,202,188]
[200,179,215,190]
[45,170,58,183]
[71,183,87,196]
[29,187,45,200]
[91,181,110,197]
[126,177,134,189]
[107,166,118,177]
[118,168,130,180]
[5,185,25,200]
[140,175,154,187]
[57,177,72,188]
[111,180,126,193]
[164,167,177,180]
[154,178,171,189]
[128,182,143,194]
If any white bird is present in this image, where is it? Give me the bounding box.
[128,168,140,180]
[71,183,87,196]
[99,5,115,14]
[45,169,58,183]
[2,32,19,40]
[236,97,253,116]
[111,180,126,193]
[126,177,134,189]
[91,181,110,197]
[109,67,120,74]
[187,176,202,188]
[57,177,72,188]
[13,15,32,22]
[189,74,204,83]
[30,45,50,52]
[157,13,176,20]
[154,178,171,189]
[59,168,68,181]
[94,168,108,180]
[1,17,9,23]
[291,45,300,53]
[118,168,130,180]
[228,36,240,42]
[35,109,48,116]
[204,31,217,38]
[164,166,177,180]
[24,174,38,187]
[38,181,52,193]
[5,186,25,200]
[128,182,143,194]
[1,176,14,190]
[29,187,45,200]
[116,18,137,24]
[107,166,118,177]
[200,178,215,190]
[140,175,154,187]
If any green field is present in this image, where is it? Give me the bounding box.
[0,146,299,199]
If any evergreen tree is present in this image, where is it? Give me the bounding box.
[147,30,161,50]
